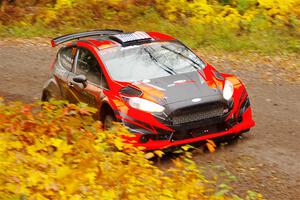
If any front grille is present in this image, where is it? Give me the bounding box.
[171,103,225,125]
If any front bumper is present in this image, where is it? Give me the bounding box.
[124,107,255,151]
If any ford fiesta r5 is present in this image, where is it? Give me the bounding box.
[42,30,255,150]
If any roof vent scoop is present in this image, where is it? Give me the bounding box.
[110,31,153,47]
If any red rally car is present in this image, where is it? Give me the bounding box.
[42,30,255,150]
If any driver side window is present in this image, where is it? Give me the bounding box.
[75,48,108,89]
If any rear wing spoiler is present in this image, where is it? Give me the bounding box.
[50,29,123,47]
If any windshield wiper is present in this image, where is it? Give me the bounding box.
[161,45,203,70]
[144,48,176,75]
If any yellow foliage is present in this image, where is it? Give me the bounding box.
[0,99,265,199]
[206,140,217,153]
[155,0,300,29]
[2,0,298,30]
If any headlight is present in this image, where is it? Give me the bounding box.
[128,97,165,113]
[223,80,234,100]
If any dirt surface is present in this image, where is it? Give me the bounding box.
[0,39,299,199]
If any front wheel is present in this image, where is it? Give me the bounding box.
[103,114,116,130]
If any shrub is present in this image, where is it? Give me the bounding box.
[0,99,264,199]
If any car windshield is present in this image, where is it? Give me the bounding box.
[99,41,206,82]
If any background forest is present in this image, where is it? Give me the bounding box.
[0,0,299,53]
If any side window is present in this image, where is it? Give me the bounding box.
[75,48,108,89]
[59,47,76,71]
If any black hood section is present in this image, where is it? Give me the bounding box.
[147,71,222,105]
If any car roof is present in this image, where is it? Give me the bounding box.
[63,31,176,50]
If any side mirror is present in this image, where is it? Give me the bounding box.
[73,75,87,87]
[73,74,87,83]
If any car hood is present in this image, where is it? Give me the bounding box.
[131,70,223,106]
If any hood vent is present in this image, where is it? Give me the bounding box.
[120,86,143,97]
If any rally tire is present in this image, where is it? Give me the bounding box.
[103,113,116,130]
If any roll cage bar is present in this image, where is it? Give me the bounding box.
[51,29,123,47]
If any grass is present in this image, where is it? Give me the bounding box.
[0,14,299,55]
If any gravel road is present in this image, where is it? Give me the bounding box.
[0,39,299,199]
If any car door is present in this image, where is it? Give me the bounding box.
[53,46,77,99]
[67,47,108,109]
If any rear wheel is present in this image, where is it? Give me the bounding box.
[41,91,53,110]
[42,89,61,102]
[42,91,52,102]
